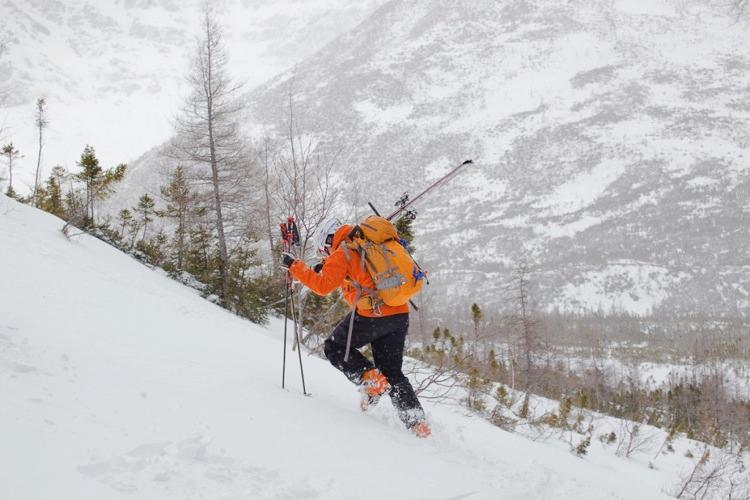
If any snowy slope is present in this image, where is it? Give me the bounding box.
[0,194,679,499]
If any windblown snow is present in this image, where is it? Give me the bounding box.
[0,194,684,499]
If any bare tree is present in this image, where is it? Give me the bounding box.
[170,6,247,301]
[269,75,342,347]
[615,420,654,458]
[513,259,538,417]
[261,137,278,267]
[674,448,747,500]
[410,360,465,402]
[409,326,476,402]
[34,98,48,207]
[271,73,341,258]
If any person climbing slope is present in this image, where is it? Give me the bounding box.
[281,218,431,438]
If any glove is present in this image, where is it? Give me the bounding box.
[313,261,324,273]
[280,252,296,269]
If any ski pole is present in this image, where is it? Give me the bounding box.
[279,217,307,394]
[385,159,473,221]
[280,221,291,389]
[281,272,290,389]
[289,289,308,395]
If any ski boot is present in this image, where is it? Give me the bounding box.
[409,420,432,438]
[359,368,390,412]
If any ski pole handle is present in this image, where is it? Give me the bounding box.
[290,220,300,247]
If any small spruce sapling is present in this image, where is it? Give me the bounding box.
[575,434,592,457]
[135,194,156,241]
[2,143,21,197]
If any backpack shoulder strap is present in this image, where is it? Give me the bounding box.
[341,243,352,262]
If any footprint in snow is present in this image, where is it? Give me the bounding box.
[77,434,289,496]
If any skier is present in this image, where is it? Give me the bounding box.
[281,218,431,438]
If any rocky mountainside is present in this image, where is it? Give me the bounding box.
[239,0,750,318]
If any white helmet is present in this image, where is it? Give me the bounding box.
[314,218,341,256]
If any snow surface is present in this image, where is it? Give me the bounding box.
[532,159,626,217]
[614,0,677,18]
[551,262,689,316]
[0,194,682,499]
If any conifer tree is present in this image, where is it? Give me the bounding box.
[135,194,156,241]
[185,224,215,285]
[64,189,85,223]
[73,145,126,228]
[138,229,169,268]
[393,192,417,246]
[471,303,483,355]
[2,143,21,197]
[76,146,102,226]
[117,208,135,241]
[158,166,199,270]
[151,230,169,266]
[40,166,67,218]
[226,233,267,323]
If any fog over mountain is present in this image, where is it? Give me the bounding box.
[0,0,387,184]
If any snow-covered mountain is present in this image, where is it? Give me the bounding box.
[237,0,750,318]
[0,0,387,185]
[6,0,749,318]
[0,193,698,499]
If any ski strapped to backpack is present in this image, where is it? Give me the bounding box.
[340,159,474,361]
[346,159,474,315]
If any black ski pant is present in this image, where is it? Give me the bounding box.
[324,312,425,428]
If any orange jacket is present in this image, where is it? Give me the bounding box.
[288,224,409,318]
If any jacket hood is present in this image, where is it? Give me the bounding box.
[332,224,353,251]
